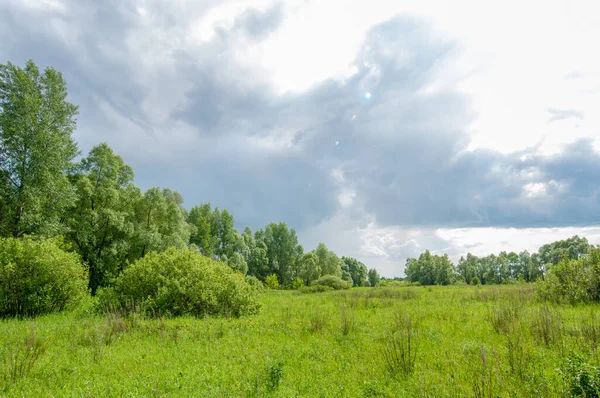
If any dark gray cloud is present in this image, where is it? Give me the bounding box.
[547,107,584,122]
[2,1,600,233]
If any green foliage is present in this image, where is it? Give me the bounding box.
[298,252,321,286]
[130,187,191,259]
[265,274,280,290]
[405,251,454,285]
[311,275,351,290]
[537,247,600,304]
[98,247,260,317]
[187,203,217,257]
[299,285,334,294]
[0,236,88,317]
[0,60,79,237]
[245,275,264,291]
[342,256,368,286]
[471,276,481,286]
[313,242,342,278]
[560,354,600,398]
[265,361,284,391]
[260,223,303,286]
[368,268,381,287]
[291,278,304,290]
[66,143,139,293]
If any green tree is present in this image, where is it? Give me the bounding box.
[537,235,590,277]
[0,60,79,237]
[130,187,191,259]
[342,256,368,286]
[299,252,321,285]
[457,253,478,284]
[187,203,217,257]
[66,143,139,293]
[313,242,342,278]
[244,227,269,280]
[368,268,380,287]
[262,222,302,286]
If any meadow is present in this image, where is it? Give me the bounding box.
[1,284,599,397]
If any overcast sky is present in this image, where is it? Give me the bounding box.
[2,0,599,276]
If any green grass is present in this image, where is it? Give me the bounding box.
[1,285,600,397]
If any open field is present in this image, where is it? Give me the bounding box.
[1,285,599,397]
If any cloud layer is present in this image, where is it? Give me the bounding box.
[2,1,599,274]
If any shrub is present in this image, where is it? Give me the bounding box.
[245,275,265,291]
[0,236,88,317]
[292,278,304,290]
[536,252,600,304]
[98,247,260,317]
[299,285,334,294]
[471,277,481,286]
[311,275,352,290]
[560,353,600,398]
[265,274,280,290]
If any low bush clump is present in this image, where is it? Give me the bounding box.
[311,275,352,290]
[97,247,260,317]
[0,236,88,317]
[299,285,334,294]
[245,275,265,291]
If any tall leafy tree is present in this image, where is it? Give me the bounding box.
[368,268,381,287]
[187,203,217,257]
[0,60,79,237]
[244,226,269,279]
[313,242,342,278]
[342,256,368,286]
[299,252,321,285]
[130,187,191,259]
[262,222,302,286]
[66,143,139,293]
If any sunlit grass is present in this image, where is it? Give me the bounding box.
[1,285,599,396]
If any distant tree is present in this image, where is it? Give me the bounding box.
[0,60,79,237]
[298,252,321,285]
[406,250,455,285]
[262,222,302,286]
[243,226,269,280]
[187,203,217,257]
[457,253,478,284]
[537,236,590,275]
[313,242,342,278]
[368,268,380,287]
[342,256,368,286]
[340,261,353,284]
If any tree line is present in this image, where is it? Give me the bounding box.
[404,235,593,285]
[0,60,378,293]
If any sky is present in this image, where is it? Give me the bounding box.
[1,0,599,277]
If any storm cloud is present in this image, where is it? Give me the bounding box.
[2,0,600,263]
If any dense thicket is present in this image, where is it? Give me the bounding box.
[97,248,260,317]
[0,236,88,316]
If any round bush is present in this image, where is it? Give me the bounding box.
[245,275,265,291]
[311,275,352,290]
[0,236,88,317]
[100,247,260,317]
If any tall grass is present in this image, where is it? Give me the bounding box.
[381,308,418,377]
